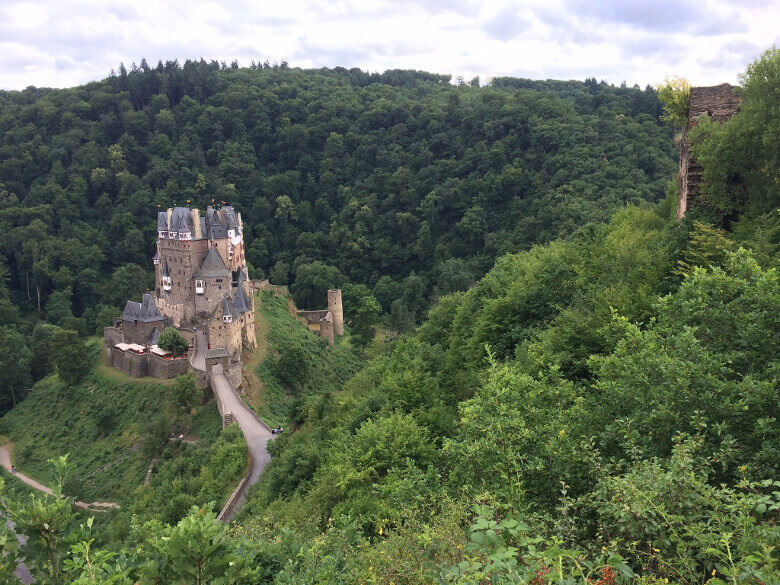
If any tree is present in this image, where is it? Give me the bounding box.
[51,329,92,386]
[170,372,201,412]
[351,293,381,346]
[157,327,189,354]
[656,75,690,128]
[0,326,32,408]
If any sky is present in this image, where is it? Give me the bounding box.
[0,0,778,91]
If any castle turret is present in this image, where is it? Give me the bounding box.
[328,289,344,336]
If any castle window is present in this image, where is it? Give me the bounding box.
[223,315,232,324]
[162,276,172,291]
[195,280,204,294]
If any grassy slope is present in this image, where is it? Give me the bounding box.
[0,371,168,502]
[249,290,364,428]
[0,341,224,505]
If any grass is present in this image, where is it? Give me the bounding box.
[250,290,364,428]
[0,357,223,506]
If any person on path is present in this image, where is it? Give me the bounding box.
[10,465,15,474]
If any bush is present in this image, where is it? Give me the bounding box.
[157,328,189,353]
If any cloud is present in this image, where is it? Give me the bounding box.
[0,0,777,90]
[482,7,532,41]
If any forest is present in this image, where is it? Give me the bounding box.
[0,56,678,411]
[0,47,777,584]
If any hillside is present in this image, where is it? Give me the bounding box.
[0,63,677,412]
[0,48,776,585]
[246,288,364,428]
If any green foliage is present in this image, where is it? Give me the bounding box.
[690,47,779,219]
[51,329,94,386]
[170,372,201,412]
[656,75,691,128]
[157,327,189,354]
[0,325,32,408]
[252,291,362,427]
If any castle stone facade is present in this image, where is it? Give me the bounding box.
[105,205,256,378]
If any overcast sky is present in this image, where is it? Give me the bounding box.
[1,0,778,91]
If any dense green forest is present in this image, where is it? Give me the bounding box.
[0,57,677,411]
[0,48,777,584]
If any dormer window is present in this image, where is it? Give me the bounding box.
[195,280,204,294]
[162,276,172,291]
[223,314,233,324]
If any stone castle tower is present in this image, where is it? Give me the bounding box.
[153,205,256,358]
[676,84,742,220]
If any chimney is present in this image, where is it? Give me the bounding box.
[191,208,202,239]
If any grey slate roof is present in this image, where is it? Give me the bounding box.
[219,295,239,319]
[233,284,251,314]
[237,267,248,283]
[152,251,159,262]
[122,294,164,323]
[148,327,160,345]
[192,247,231,280]
[157,212,168,230]
[169,207,193,232]
[206,348,230,359]
[162,261,170,277]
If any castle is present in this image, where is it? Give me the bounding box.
[105,206,256,381]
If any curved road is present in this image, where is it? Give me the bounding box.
[191,329,274,518]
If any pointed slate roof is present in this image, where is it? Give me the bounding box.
[122,294,164,323]
[169,207,193,233]
[219,295,239,320]
[148,327,160,345]
[152,251,159,262]
[237,267,248,282]
[233,285,251,314]
[157,211,169,230]
[162,261,170,277]
[192,247,231,280]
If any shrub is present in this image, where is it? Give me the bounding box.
[157,328,189,354]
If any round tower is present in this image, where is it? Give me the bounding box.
[327,289,344,336]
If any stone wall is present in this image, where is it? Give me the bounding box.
[148,354,190,379]
[208,318,243,358]
[676,84,741,220]
[252,279,289,295]
[103,326,124,347]
[109,347,148,378]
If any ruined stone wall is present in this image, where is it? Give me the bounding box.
[320,318,334,346]
[103,326,124,347]
[676,84,741,220]
[227,360,243,389]
[252,279,289,295]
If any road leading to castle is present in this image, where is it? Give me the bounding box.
[209,373,274,517]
